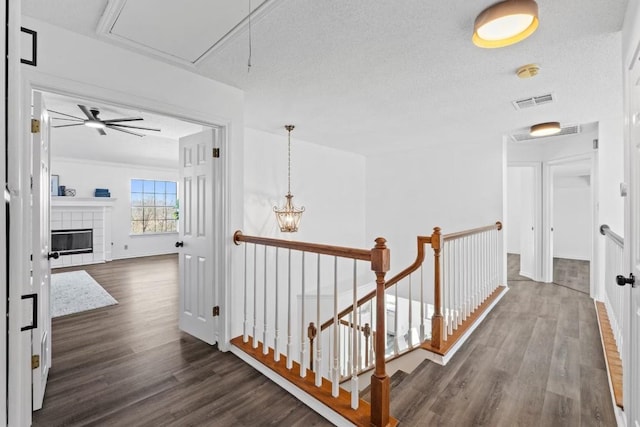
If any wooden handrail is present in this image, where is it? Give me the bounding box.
[442,221,502,241]
[233,230,372,261]
[600,224,624,247]
[320,232,436,331]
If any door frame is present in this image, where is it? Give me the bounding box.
[507,161,543,281]
[544,153,596,295]
[8,69,233,423]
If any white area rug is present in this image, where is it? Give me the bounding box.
[51,270,118,317]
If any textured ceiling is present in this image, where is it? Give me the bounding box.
[22,0,630,155]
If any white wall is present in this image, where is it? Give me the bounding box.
[553,185,591,260]
[366,140,504,275]
[244,127,366,248]
[16,17,244,358]
[51,157,179,260]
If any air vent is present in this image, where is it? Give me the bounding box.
[512,93,554,110]
[510,124,581,142]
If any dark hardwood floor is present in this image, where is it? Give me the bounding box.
[36,255,614,426]
[34,255,329,427]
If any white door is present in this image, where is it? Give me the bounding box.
[30,91,52,410]
[177,129,218,344]
[519,167,536,279]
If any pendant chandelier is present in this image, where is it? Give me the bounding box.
[274,125,305,232]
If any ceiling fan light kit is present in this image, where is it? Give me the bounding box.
[472,0,539,48]
[530,121,561,137]
[50,104,161,137]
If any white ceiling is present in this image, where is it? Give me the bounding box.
[43,92,203,168]
[22,0,630,156]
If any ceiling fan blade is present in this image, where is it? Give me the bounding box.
[106,125,144,137]
[51,117,84,122]
[52,123,84,128]
[109,123,161,132]
[48,109,85,120]
[97,128,107,136]
[78,104,97,120]
[102,118,143,123]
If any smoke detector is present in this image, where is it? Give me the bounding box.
[516,63,540,79]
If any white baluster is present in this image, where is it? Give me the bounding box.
[420,264,425,342]
[369,299,375,368]
[274,247,280,362]
[351,259,359,409]
[408,273,413,347]
[243,243,248,343]
[253,244,258,349]
[287,249,293,370]
[300,252,307,377]
[263,246,269,355]
[332,256,339,397]
[393,278,399,355]
[316,254,322,387]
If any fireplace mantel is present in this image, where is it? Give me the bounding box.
[51,197,116,208]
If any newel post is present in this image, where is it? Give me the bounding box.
[370,237,390,427]
[431,227,444,350]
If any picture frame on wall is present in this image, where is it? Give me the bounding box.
[51,175,59,196]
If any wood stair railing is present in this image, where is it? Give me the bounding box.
[232,231,396,427]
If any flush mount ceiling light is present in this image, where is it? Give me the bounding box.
[516,63,540,79]
[530,121,561,137]
[274,125,305,232]
[473,0,539,48]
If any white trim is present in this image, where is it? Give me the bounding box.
[52,156,179,172]
[230,345,355,427]
[0,0,7,424]
[545,153,596,294]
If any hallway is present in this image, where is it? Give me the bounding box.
[34,256,614,426]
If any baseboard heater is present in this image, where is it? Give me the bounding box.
[51,228,93,256]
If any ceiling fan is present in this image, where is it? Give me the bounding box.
[50,104,161,137]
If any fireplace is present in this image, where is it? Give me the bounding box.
[51,228,93,255]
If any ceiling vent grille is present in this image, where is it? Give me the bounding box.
[512,93,554,110]
[510,124,581,142]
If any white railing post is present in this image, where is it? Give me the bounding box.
[420,265,425,341]
[263,246,269,355]
[274,247,280,362]
[300,252,307,377]
[243,243,249,343]
[287,249,293,370]
[253,244,258,349]
[315,254,322,387]
[332,256,339,397]
[351,259,359,409]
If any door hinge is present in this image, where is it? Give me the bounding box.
[31,354,40,370]
[212,148,220,158]
[30,176,33,190]
[212,306,220,317]
[31,119,40,133]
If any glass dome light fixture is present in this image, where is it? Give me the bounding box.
[472,0,539,48]
[274,125,305,232]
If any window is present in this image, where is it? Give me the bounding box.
[130,179,178,234]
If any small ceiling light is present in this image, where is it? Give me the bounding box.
[274,125,305,232]
[530,121,561,137]
[516,63,540,79]
[473,0,539,48]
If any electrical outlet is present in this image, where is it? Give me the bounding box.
[124,244,128,250]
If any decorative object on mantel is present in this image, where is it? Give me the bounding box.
[64,188,76,197]
[273,124,305,232]
[58,185,66,196]
[95,188,111,197]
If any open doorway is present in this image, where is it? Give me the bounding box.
[549,158,593,294]
[30,90,223,420]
